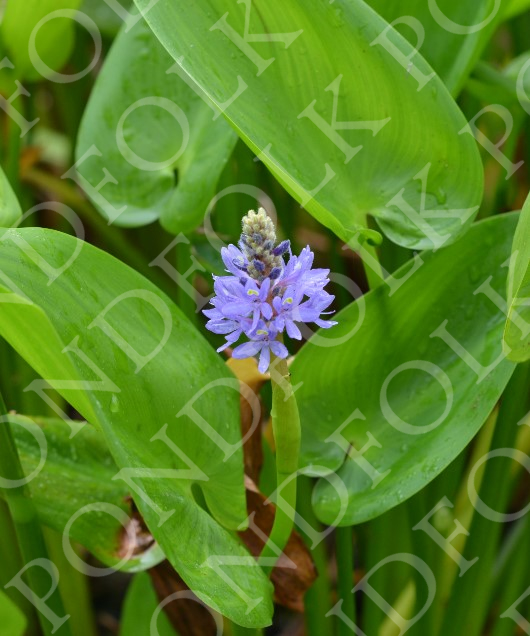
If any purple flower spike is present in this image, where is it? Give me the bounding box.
[203,208,337,372]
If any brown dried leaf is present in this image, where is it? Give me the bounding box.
[117,496,156,559]
[149,561,218,636]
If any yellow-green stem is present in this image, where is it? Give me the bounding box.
[260,353,301,576]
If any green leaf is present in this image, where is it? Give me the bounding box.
[135,0,483,250]
[291,213,517,525]
[0,589,26,636]
[1,0,83,82]
[504,0,530,19]
[504,195,530,361]
[0,166,22,228]
[76,17,237,232]
[0,228,273,627]
[120,573,177,636]
[5,414,163,572]
[366,0,509,96]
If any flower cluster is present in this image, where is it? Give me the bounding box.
[203,208,337,373]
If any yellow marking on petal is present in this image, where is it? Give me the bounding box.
[285,297,293,304]
[247,289,259,296]
[256,329,268,335]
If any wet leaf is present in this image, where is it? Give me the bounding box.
[0,228,273,627]
[76,17,237,233]
[292,213,517,525]
[504,195,530,361]
[135,0,483,250]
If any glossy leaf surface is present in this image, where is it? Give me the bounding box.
[76,18,237,232]
[291,214,517,525]
[5,414,163,572]
[0,167,22,228]
[504,195,530,361]
[0,228,272,627]
[135,0,483,250]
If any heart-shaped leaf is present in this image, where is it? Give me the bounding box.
[76,17,237,232]
[366,0,506,96]
[135,0,483,250]
[291,213,517,525]
[504,195,530,361]
[0,228,273,627]
[5,414,164,572]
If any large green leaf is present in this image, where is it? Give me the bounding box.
[76,17,237,232]
[1,0,83,82]
[291,213,517,525]
[4,414,163,572]
[0,167,22,228]
[366,0,509,96]
[0,228,272,627]
[0,589,26,636]
[504,195,530,361]
[135,0,483,250]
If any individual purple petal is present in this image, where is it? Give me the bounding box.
[232,340,262,358]
[258,346,271,373]
[261,302,273,320]
[314,318,338,328]
[286,320,302,340]
[259,276,271,298]
[269,340,289,358]
[202,307,223,319]
[206,320,239,335]
[217,329,242,352]
[221,244,249,277]
[251,307,261,333]
[222,301,253,317]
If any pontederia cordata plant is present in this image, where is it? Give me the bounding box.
[1,1,530,636]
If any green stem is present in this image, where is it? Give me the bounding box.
[0,499,38,634]
[360,235,385,291]
[175,238,198,325]
[0,390,71,636]
[297,476,334,636]
[335,525,356,635]
[43,527,97,636]
[4,110,21,200]
[260,353,301,576]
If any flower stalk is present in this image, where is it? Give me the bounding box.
[259,350,301,575]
